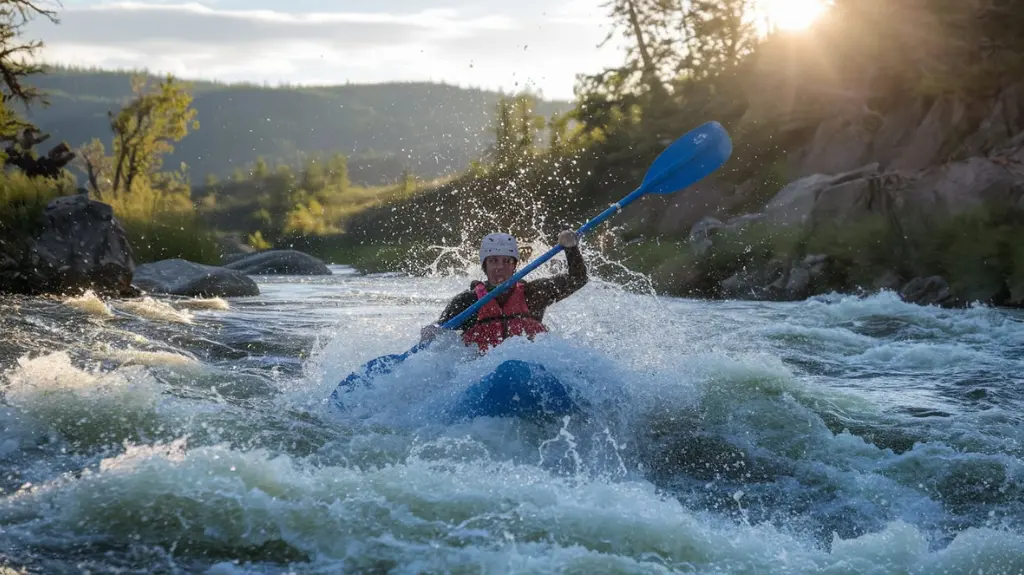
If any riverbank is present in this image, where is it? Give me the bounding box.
[321,198,1024,310]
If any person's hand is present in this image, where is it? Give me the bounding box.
[420,323,443,342]
[557,229,578,249]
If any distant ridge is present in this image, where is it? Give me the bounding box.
[19,64,573,185]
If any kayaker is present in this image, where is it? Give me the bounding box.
[419,230,587,352]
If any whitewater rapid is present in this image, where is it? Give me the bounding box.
[1,262,1022,574]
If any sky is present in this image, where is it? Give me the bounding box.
[23,0,628,101]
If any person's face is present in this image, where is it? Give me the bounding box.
[484,255,517,285]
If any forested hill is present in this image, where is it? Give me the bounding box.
[19,66,572,185]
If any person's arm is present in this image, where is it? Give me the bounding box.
[526,231,588,307]
[421,290,477,342]
[437,290,478,325]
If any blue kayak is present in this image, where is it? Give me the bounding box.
[331,359,585,422]
[443,359,583,423]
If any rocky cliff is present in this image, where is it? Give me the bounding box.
[621,54,1024,308]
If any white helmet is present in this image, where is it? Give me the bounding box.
[479,232,519,264]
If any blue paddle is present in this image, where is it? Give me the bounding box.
[331,120,733,400]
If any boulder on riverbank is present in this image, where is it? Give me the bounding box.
[132,259,260,297]
[222,249,331,275]
[0,194,137,297]
[215,233,257,263]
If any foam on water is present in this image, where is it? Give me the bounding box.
[95,343,202,369]
[2,261,1023,572]
[1,352,170,449]
[63,289,114,318]
[116,296,195,324]
[176,297,231,311]
[1,436,1021,574]
[293,274,1024,557]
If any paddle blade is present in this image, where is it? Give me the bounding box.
[641,121,733,195]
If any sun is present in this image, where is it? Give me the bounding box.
[760,0,831,32]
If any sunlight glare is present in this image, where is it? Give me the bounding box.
[762,0,830,32]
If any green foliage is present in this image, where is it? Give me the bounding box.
[194,152,419,241]
[899,207,1024,302]
[484,94,546,171]
[397,168,417,195]
[592,0,677,101]
[607,238,689,274]
[123,214,220,265]
[603,224,804,296]
[80,74,199,199]
[336,243,426,275]
[284,198,332,236]
[275,234,430,274]
[796,208,1024,303]
[0,170,68,235]
[680,0,759,82]
[802,215,903,287]
[247,230,271,250]
[576,0,758,135]
[695,221,802,281]
[547,113,572,153]
[0,164,214,269]
[0,168,218,271]
[90,182,219,264]
[611,208,1024,303]
[69,72,219,264]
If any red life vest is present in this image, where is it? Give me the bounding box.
[461,282,548,352]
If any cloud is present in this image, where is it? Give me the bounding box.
[24,1,622,99]
[42,2,516,46]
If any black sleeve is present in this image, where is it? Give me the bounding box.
[525,246,588,308]
[436,290,478,329]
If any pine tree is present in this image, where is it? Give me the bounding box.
[680,0,758,82]
[597,0,673,100]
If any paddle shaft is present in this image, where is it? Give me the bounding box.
[441,137,704,333]
[367,185,647,364]
[339,121,731,380]
[440,184,647,332]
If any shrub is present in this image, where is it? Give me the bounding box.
[802,215,904,288]
[0,171,72,235]
[122,215,220,265]
[247,230,271,250]
[97,184,221,265]
[902,206,1024,303]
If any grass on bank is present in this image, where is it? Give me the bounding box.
[0,171,70,235]
[1,170,222,265]
[2,163,432,270]
[605,207,1024,303]
[97,186,222,265]
[278,234,434,274]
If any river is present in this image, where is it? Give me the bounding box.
[1,260,1023,574]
